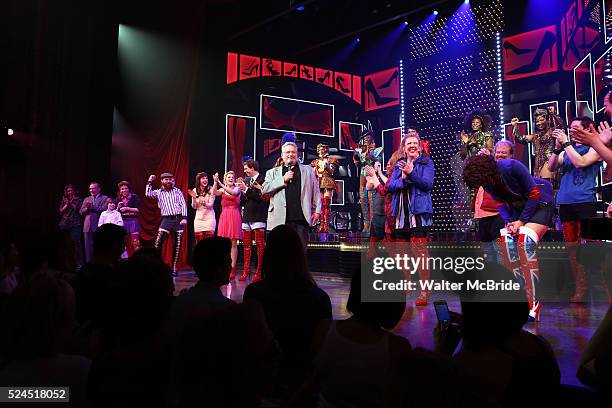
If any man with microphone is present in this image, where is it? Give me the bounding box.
[262,140,321,249]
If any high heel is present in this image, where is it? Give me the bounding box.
[242,62,259,76]
[503,40,534,57]
[378,70,398,89]
[364,78,397,106]
[285,65,297,75]
[335,76,350,93]
[317,71,331,83]
[507,31,556,75]
[301,67,313,79]
[265,59,280,76]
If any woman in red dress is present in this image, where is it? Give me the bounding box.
[215,171,243,279]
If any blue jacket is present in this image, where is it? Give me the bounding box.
[387,155,435,216]
[484,159,553,223]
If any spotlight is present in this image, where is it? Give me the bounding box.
[464,0,469,4]
[433,10,439,15]
[296,5,305,11]
[403,21,408,25]
[356,37,360,42]
[7,128,14,136]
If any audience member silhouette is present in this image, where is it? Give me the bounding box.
[435,299,560,405]
[243,225,332,403]
[167,237,235,341]
[310,269,411,408]
[71,224,126,346]
[579,304,612,391]
[0,274,91,407]
[170,302,277,408]
[88,255,174,407]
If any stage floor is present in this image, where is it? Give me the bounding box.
[174,269,609,388]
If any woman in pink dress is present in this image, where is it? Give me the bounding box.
[214,171,243,279]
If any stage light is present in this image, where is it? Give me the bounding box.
[7,128,14,136]
[433,10,439,15]
[464,0,469,4]
[356,37,360,42]
[296,6,305,11]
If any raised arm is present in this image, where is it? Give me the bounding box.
[554,128,601,168]
[145,175,159,199]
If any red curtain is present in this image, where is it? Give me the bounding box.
[111,6,205,269]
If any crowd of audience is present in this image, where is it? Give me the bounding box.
[0,223,611,407]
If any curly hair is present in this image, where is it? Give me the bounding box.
[463,109,492,132]
[463,154,497,188]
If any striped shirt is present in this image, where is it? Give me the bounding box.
[145,183,187,218]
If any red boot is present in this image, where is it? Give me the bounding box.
[562,222,588,303]
[240,230,253,281]
[412,236,430,306]
[319,196,330,233]
[253,229,265,282]
[518,231,542,322]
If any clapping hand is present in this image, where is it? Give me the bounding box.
[402,159,414,175]
[252,180,262,191]
[213,173,219,183]
[364,165,376,177]
[598,121,612,144]
[552,129,569,145]
[187,189,197,198]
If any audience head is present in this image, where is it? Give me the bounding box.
[174,302,276,406]
[261,225,313,290]
[93,224,127,262]
[192,237,232,286]
[346,268,406,330]
[112,256,174,344]
[460,301,529,351]
[0,274,76,360]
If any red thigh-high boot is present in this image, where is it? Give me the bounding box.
[253,228,266,282]
[240,230,253,281]
[194,231,205,244]
[319,196,331,233]
[562,221,588,303]
[411,236,430,306]
[518,227,542,322]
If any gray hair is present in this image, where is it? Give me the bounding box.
[282,142,298,151]
[494,140,514,155]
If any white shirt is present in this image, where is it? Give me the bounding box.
[98,209,124,227]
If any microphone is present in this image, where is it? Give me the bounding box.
[287,164,295,184]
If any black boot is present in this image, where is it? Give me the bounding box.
[154,230,169,250]
[172,230,184,277]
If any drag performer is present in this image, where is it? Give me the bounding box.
[311,143,338,233]
[511,108,561,182]
[353,130,383,233]
[237,159,267,281]
[459,110,494,160]
[146,172,187,276]
[463,155,554,321]
[188,172,216,243]
[116,181,141,256]
[547,117,602,303]
[214,171,242,279]
[387,133,435,306]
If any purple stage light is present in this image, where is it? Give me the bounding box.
[296,6,305,11]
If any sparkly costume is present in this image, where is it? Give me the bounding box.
[513,108,563,182]
[460,130,494,160]
[311,144,338,233]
